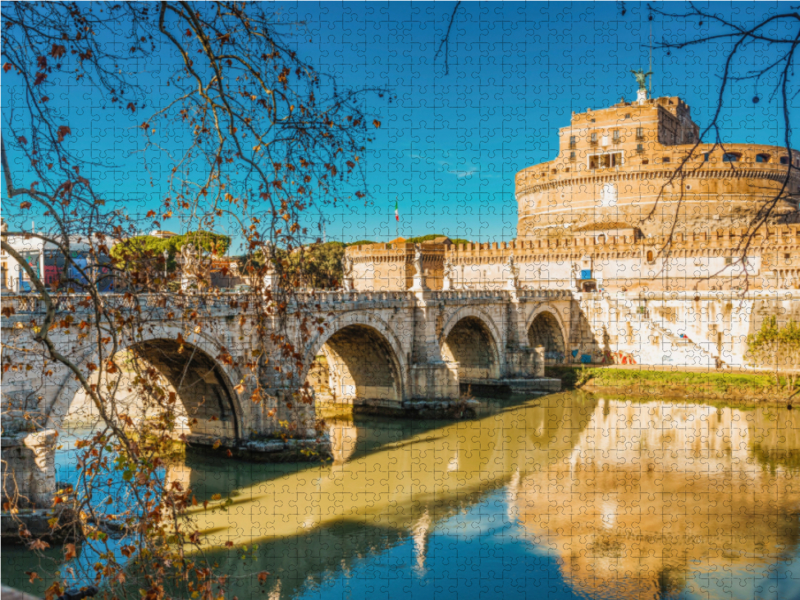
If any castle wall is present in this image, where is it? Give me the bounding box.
[578,290,800,368]
[440,225,800,293]
[348,225,800,294]
[515,95,799,237]
[343,94,800,370]
[348,242,446,292]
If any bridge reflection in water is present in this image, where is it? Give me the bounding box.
[186,394,800,600]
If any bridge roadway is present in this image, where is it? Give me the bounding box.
[1,288,577,509]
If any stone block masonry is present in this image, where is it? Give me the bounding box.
[1,288,571,512]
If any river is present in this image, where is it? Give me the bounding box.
[4,391,800,600]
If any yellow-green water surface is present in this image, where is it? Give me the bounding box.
[4,392,800,600]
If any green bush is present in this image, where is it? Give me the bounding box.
[746,316,800,388]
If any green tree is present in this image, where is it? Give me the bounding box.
[405,233,471,245]
[110,231,230,276]
[285,242,347,289]
[746,316,800,390]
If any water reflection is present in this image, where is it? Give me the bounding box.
[189,395,800,600]
[4,393,800,600]
[514,398,800,599]
[190,395,592,598]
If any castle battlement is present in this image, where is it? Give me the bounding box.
[516,95,800,238]
[347,92,800,293]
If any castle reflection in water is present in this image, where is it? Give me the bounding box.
[180,394,800,600]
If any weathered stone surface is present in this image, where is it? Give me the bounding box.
[461,376,561,397]
[1,430,57,509]
[0,506,80,544]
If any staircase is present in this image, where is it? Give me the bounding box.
[589,292,723,368]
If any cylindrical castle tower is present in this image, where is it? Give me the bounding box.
[516,95,800,238]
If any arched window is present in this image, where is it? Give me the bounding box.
[646,250,655,264]
[780,156,790,165]
[722,153,740,162]
[756,154,770,163]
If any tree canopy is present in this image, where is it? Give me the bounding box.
[405,234,471,245]
[110,231,231,272]
[284,241,347,289]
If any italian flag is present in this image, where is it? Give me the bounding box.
[395,199,399,222]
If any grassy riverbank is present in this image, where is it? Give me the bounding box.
[546,366,799,405]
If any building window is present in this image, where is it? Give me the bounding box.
[725,257,733,265]
[588,152,623,169]
[612,130,620,142]
[569,151,576,161]
[756,153,770,163]
[663,157,671,163]
[636,143,644,153]
[642,159,649,165]
[569,135,577,148]
[590,133,598,145]
[703,153,710,162]
[723,153,741,162]
[625,113,631,119]
[781,156,790,165]
[636,127,644,139]
[646,251,655,264]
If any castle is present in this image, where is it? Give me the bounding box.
[347,88,800,294]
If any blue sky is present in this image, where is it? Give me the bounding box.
[3,2,796,252]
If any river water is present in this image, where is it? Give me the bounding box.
[4,391,800,600]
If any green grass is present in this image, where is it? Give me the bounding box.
[545,365,797,400]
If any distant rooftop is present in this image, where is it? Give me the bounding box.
[150,230,178,239]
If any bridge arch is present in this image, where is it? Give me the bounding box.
[440,308,503,379]
[302,313,407,404]
[526,306,567,363]
[48,326,244,442]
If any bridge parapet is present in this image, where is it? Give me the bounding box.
[3,293,246,317]
[421,289,573,302]
[431,290,512,301]
[517,289,573,301]
[4,288,576,319]
[290,290,414,308]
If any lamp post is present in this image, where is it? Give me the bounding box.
[163,250,169,288]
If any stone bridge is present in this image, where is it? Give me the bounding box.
[1,288,577,508]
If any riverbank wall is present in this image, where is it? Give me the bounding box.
[574,290,800,370]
